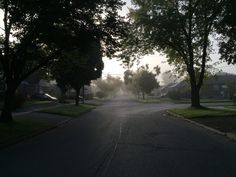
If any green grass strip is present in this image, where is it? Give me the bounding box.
[0,119,50,146]
[169,107,236,119]
[138,99,161,103]
[41,104,96,117]
[225,106,236,110]
[23,100,52,107]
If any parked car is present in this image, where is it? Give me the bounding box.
[31,93,58,101]
[78,96,83,101]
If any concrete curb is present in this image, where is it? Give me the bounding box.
[166,110,236,142]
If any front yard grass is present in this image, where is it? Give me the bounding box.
[172,99,232,104]
[41,104,96,117]
[0,119,51,147]
[23,100,52,107]
[225,105,236,110]
[169,107,236,119]
[138,99,161,104]
[168,107,236,134]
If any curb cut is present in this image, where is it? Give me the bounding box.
[166,110,236,142]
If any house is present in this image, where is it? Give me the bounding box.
[157,72,236,100]
[17,72,60,98]
[66,85,93,100]
[201,73,236,99]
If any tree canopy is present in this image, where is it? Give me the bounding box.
[93,75,123,98]
[124,65,159,99]
[218,0,236,64]
[50,33,104,104]
[0,0,127,122]
[125,0,227,107]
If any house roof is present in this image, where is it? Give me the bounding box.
[204,73,236,85]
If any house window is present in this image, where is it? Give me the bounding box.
[222,85,228,89]
[213,84,220,90]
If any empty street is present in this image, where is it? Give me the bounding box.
[0,98,236,177]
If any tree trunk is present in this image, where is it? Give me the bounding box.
[75,87,81,106]
[190,85,201,108]
[59,87,67,103]
[0,87,15,123]
[82,85,85,104]
[188,63,201,108]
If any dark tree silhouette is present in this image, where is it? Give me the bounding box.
[125,0,226,108]
[51,35,104,106]
[218,0,236,64]
[0,0,126,122]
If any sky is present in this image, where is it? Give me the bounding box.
[102,0,236,82]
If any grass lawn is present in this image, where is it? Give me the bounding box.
[23,100,52,107]
[138,99,160,103]
[169,107,236,119]
[169,107,236,133]
[225,105,236,109]
[0,119,50,147]
[41,104,96,117]
[172,99,232,104]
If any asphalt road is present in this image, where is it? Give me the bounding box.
[0,98,236,177]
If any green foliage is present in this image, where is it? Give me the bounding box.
[0,0,125,81]
[93,75,123,97]
[218,0,236,64]
[167,90,181,100]
[124,70,133,85]
[96,91,108,98]
[0,0,127,121]
[134,65,159,95]
[125,65,159,98]
[51,38,104,95]
[125,0,227,107]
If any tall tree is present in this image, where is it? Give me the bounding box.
[124,70,133,85]
[67,42,104,106]
[93,75,123,98]
[51,37,104,105]
[0,0,126,122]
[218,0,236,64]
[133,65,159,99]
[126,0,226,107]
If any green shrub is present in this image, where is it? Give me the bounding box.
[167,90,181,100]
[96,91,107,98]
